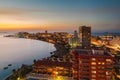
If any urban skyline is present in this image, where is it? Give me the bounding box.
[0,0,120,32]
[1,25,120,79]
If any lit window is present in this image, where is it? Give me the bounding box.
[106,71,112,75]
[91,67,96,69]
[98,62,101,64]
[102,62,105,65]
[91,62,96,65]
[74,71,78,74]
[106,59,111,62]
[106,71,109,75]
[92,58,96,61]
[92,71,96,74]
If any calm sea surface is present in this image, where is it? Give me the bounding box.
[0,33,56,80]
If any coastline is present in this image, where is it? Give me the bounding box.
[5,64,32,80]
[5,33,69,80]
[4,32,120,80]
[0,34,56,80]
[3,73,12,80]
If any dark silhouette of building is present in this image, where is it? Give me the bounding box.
[45,30,48,34]
[74,30,78,38]
[79,26,91,49]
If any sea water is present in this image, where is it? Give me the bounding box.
[0,33,55,80]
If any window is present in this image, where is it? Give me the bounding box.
[102,62,105,65]
[92,75,96,78]
[98,70,104,73]
[92,58,96,61]
[84,74,90,76]
[98,75,105,78]
[106,71,108,75]
[91,62,96,65]
[91,67,96,69]
[84,66,90,68]
[92,71,96,74]
[98,62,101,64]
[83,70,90,72]
[106,76,111,79]
[106,59,111,62]
[106,68,112,70]
[106,71,112,75]
[98,66,105,69]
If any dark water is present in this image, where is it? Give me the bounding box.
[92,33,120,36]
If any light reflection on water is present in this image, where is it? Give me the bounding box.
[0,34,56,80]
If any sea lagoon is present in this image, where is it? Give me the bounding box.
[0,33,56,80]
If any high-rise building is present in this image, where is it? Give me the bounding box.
[69,38,80,48]
[79,26,91,49]
[45,30,48,34]
[69,30,80,48]
[71,49,114,80]
[74,30,78,38]
[71,26,114,80]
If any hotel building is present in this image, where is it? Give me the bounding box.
[71,26,114,80]
[79,26,91,49]
[71,49,114,80]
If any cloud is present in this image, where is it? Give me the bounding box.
[1,6,119,19]
[75,7,120,15]
[0,8,24,15]
[0,7,53,22]
[0,7,52,16]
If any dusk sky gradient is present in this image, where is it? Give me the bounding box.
[0,0,120,32]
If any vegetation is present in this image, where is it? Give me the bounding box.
[5,64,32,80]
[113,66,120,80]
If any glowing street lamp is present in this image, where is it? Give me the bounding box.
[17,77,21,80]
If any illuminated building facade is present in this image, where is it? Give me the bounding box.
[69,30,80,48]
[71,49,114,80]
[69,38,80,48]
[79,26,91,49]
[32,59,73,76]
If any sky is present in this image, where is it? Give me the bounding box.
[0,0,120,32]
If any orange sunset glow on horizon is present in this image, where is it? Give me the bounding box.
[0,0,120,32]
[0,23,75,31]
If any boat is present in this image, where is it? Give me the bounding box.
[3,67,8,70]
[8,64,12,66]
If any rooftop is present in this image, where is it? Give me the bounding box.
[33,59,72,68]
[71,48,111,56]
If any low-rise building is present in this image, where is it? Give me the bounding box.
[32,59,73,77]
